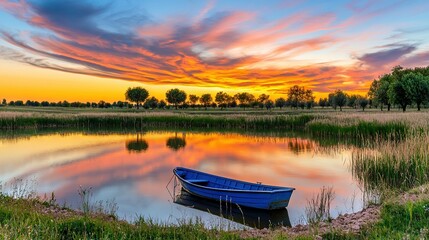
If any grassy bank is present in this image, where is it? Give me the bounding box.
[1,185,429,239]
[0,194,242,240]
[1,108,424,139]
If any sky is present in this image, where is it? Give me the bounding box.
[1,0,429,102]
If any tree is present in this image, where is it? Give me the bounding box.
[125,87,149,109]
[328,93,336,110]
[158,100,167,109]
[304,90,315,109]
[275,98,286,109]
[409,72,429,111]
[318,98,328,108]
[199,94,212,110]
[287,85,305,108]
[144,96,159,109]
[388,72,413,112]
[347,94,359,109]
[234,92,254,110]
[374,74,393,111]
[98,100,106,108]
[333,90,347,111]
[1,99,6,105]
[215,92,230,110]
[166,88,187,109]
[188,94,199,108]
[358,97,369,111]
[265,99,274,110]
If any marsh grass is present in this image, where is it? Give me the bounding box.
[305,186,335,225]
[0,111,315,131]
[351,133,429,196]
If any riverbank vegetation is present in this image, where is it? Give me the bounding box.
[1,183,428,239]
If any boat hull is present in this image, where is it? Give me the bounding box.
[173,167,294,210]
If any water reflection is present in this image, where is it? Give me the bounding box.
[126,134,148,153]
[0,130,363,227]
[166,133,186,151]
[174,189,291,229]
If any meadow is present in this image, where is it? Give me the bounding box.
[1,106,429,239]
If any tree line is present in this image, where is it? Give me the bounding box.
[368,65,429,112]
[0,87,368,111]
[2,65,428,112]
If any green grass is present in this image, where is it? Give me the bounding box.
[0,194,244,240]
[351,134,429,193]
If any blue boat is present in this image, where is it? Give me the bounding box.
[173,167,295,210]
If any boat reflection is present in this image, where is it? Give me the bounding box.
[174,189,291,229]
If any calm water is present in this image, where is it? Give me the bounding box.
[0,130,364,229]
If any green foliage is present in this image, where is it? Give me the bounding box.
[234,92,255,110]
[333,90,347,111]
[200,94,213,110]
[166,88,187,109]
[275,97,286,108]
[388,72,414,112]
[408,73,429,111]
[287,85,315,109]
[125,87,149,109]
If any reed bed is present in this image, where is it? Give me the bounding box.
[0,111,315,131]
[351,133,429,193]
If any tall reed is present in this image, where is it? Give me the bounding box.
[351,133,429,193]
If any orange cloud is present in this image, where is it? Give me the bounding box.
[0,0,427,100]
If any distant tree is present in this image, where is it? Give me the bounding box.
[358,97,369,111]
[117,101,124,108]
[61,101,70,107]
[215,91,230,110]
[265,99,274,110]
[199,94,212,110]
[9,101,15,106]
[158,100,167,109]
[1,99,6,105]
[347,94,359,109]
[318,98,328,108]
[41,101,49,107]
[125,87,149,109]
[374,74,393,111]
[388,72,414,112]
[91,102,97,108]
[98,100,106,108]
[145,96,159,109]
[328,93,336,110]
[166,88,187,109]
[333,90,347,111]
[275,98,286,109]
[211,102,217,108]
[304,90,315,109]
[409,72,429,111]
[234,92,254,110]
[188,94,199,108]
[287,85,305,108]
[258,94,270,105]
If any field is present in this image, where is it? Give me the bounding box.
[1,106,429,239]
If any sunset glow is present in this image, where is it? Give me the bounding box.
[1,0,429,101]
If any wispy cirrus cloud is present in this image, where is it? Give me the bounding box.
[0,0,428,96]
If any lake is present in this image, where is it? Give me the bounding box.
[0,130,364,229]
